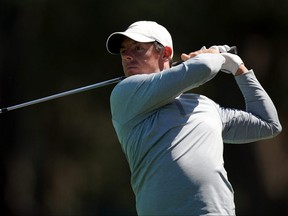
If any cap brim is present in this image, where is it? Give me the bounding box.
[106,32,155,54]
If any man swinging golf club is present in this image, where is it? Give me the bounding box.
[106,20,282,215]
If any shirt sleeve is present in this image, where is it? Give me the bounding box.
[110,53,225,125]
[220,70,282,144]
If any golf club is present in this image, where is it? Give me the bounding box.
[0,76,125,114]
[0,46,237,114]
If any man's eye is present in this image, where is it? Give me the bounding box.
[135,46,143,51]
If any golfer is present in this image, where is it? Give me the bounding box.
[106,21,282,215]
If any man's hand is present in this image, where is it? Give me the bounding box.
[181,48,219,61]
[221,53,248,75]
[209,45,237,54]
[180,45,236,61]
[179,45,248,76]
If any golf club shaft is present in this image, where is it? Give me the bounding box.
[0,76,125,114]
[0,47,238,114]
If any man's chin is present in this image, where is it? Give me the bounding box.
[125,69,142,76]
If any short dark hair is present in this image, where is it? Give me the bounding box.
[154,42,173,66]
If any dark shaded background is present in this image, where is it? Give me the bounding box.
[0,0,287,215]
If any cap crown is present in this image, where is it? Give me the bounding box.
[106,21,173,58]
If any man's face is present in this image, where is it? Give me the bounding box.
[120,37,164,77]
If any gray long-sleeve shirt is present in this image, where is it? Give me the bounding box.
[110,53,282,215]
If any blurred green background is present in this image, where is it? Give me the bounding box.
[0,0,287,215]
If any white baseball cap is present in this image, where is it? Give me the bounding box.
[106,21,173,58]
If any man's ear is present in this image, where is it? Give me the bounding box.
[163,46,172,59]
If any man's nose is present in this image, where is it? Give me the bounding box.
[122,51,133,61]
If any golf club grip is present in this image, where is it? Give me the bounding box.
[171,46,238,67]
